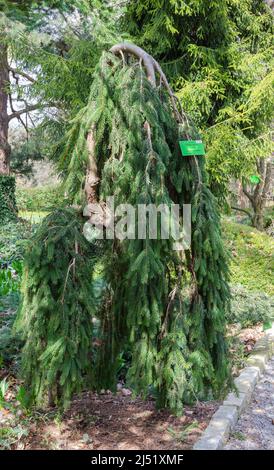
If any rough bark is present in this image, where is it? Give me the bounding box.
[84,127,112,228]
[84,127,100,205]
[110,42,182,122]
[84,42,192,228]
[84,42,185,227]
[242,157,273,230]
[0,41,10,175]
[110,42,156,86]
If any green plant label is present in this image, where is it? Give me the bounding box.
[250,175,260,185]
[179,140,205,156]
[263,321,272,331]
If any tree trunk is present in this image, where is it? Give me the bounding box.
[251,199,265,231]
[242,157,273,231]
[0,39,18,223]
[0,40,10,175]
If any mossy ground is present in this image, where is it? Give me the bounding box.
[222,219,274,296]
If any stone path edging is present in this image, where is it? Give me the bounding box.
[193,323,274,450]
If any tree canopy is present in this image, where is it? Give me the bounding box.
[15,45,232,412]
[124,0,274,200]
[2,0,272,202]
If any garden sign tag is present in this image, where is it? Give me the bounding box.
[179,140,205,157]
[250,175,260,185]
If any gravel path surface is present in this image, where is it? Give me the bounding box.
[225,356,274,450]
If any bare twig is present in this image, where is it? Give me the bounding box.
[85,126,100,204]
[159,286,178,340]
[8,66,36,83]
[231,206,252,218]
[8,103,42,121]
[61,258,75,304]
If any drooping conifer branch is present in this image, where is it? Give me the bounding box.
[110,42,182,122]
[18,46,232,413]
[110,42,156,85]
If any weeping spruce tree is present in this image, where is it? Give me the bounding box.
[15,43,231,413]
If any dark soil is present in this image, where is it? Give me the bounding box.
[13,391,219,450]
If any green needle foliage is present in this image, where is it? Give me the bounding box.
[17,50,232,413]
[123,0,274,201]
[14,208,97,407]
[0,176,17,223]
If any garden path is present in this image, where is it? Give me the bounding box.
[224,356,274,450]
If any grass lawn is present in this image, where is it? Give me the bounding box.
[222,219,274,296]
[19,210,48,224]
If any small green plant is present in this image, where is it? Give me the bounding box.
[168,421,199,442]
[0,378,10,408]
[0,379,30,450]
[53,410,64,428]
[0,261,23,297]
[0,425,28,450]
[0,379,29,412]
[16,386,31,411]
[232,431,246,441]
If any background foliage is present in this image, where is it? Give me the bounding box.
[0,176,17,224]
[124,0,274,200]
[228,284,273,327]
[16,185,65,212]
[223,219,274,295]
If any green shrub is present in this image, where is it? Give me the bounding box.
[222,220,274,295]
[0,221,32,265]
[0,309,22,367]
[0,175,17,224]
[0,261,23,296]
[0,262,23,367]
[0,261,22,318]
[16,185,66,212]
[227,284,274,327]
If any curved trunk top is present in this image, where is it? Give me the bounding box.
[110,42,182,122]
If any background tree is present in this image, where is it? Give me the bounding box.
[0,1,63,221]
[123,0,274,224]
[9,128,43,176]
[242,157,273,230]
[0,0,122,221]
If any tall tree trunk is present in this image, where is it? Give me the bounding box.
[242,157,273,231]
[0,40,10,175]
[251,199,264,231]
[0,39,17,223]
